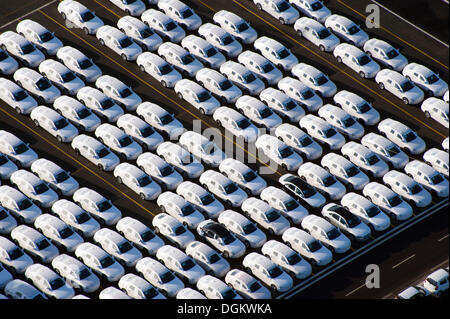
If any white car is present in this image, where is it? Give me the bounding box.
[135,257,184,297]
[96,25,142,61]
[56,46,102,82]
[299,114,346,150]
[281,227,332,267]
[361,133,409,170]
[254,36,298,71]
[376,69,425,105]
[294,17,339,52]
[185,241,230,277]
[156,245,205,284]
[290,0,331,23]
[77,86,124,122]
[333,90,380,126]
[260,88,305,123]
[403,63,448,97]
[109,0,145,16]
[51,199,100,238]
[38,59,84,95]
[0,31,44,67]
[213,10,257,44]
[255,134,303,171]
[321,153,369,191]
[118,273,165,299]
[321,204,371,242]
[30,106,78,143]
[114,162,161,200]
[237,51,282,86]
[383,171,432,207]
[220,61,265,96]
[363,38,408,72]
[157,142,204,179]
[95,75,142,111]
[137,153,183,191]
[99,287,131,299]
[421,97,449,128]
[57,0,104,34]
[157,0,202,30]
[0,237,33,274]
[95,123,143,160]
[136,101,184,140]
[0,206,17,235]
[277,77,323,112]
[117,16,162,51]
[423,148,449,178]
[34,214,84,252]
[152,213,195,249]
[0,78,37,115]
[116,114,163,151]
[198,23,242,58]
[196,68,242,104]
[176,182,224,219]
[0,131,38,168]
[25,264,74,299]
[30,159,79,196]
[116,216,164,255]
[291,63,337,98]
[277,175,326,211]
[275,123,322,160]
[301,215,351,254]
[14,67,61,104]
[378,118,426,155]
[53,96,101,132]
[11,225,59,263]
[340,192,391,232]
[179,131,226,168]
[253,0,299,25]
[93,228,143,267]
[74,242,125,282]
[4,279,47,299]
[334,43,381,78]
[225,269,271,299]
[0,48,18,75]
[16,19,63,55]
[51,254,100,293]
[444,90,449,103]
[324,14,369,47]
[0,152,18,180]
[404,160,449,197]
[261,240,312,279]
[199,170,248,208]
[158,42,203,77]
[181,35,226,69]
[442,137,449,152]
[218,210,267,248]
[71,135,120,171]
[141,9,186,43]
[423,268,449,296]
[341,141,389,178]
[318,104,365,139]
[362,182,413,222]
[10,170,59,208]
[196,219,246,259]
[243,252,293,292]
[174,79,220,115]
[297,162,347,200]
[236,96,282,130]
[196,275,242,299]
[72,187,122,226]
[0,186,41,224]
[157,192,204,229]
[213,107,259,143]
[241,197,290,236]
[219,158,267,196]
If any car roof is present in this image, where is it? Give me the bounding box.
[52,199,84,214]
[0,31,29,45]
[138,101,168,118]
[405,62,433,76]
[0,78,22,92]
[363,133,395,149]
[381,69,406,83]
[120,273,151,290]
[320,104,350,118]
[98,25,126,39]
[139,152,167,169]
[32,158,64,173]
[12,169,41,185]
[17,19,48,34]
[62,0,89,13]
[279,77,307,89]
[53,254,84,271]
[379,118,412,135]
[137,52,166,67]
[0,185,27,202]
[159,245,186,259]
[40,59,69,73]
[32,106,62,122]
[343,141,373,157]
[5,280,42,297]
[0,130,24,145]
[326,204,356,220]
[13,225,44,241]
[0,236,17,250]
[427,269,449,281]
[97,75,127,89]
[203,170,231,185]
[385,171,416,187]
[406,160,437,176]
[95,228,125,243]
[159,0,188,11]
[15,67,42,81]
[155,213,181,228]
[302,114,329,128]
[72,134,103,149]
[159,142,188,157]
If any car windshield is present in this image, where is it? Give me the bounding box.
[160,165,174,177]
[59,226,74,239]
[159,113,174,125]
[357,102,371,113]
[36,78,51,91]
[302,185,317,198]
[160,271,175,283]
[243,170,257,182]
[342,116,356,127]
[61,72,76,82]
[322,176,336,187]
[249,281,262,292]
[430,174,444,185]
[301,89,314,100]
[39,31,54,42]
[100,98,115,109]
[268,266,283,278]
[386,49,399,59]
[221,288,237,299]
[326,228,341,240]
[8,248,24,260]
[140,126,155,137]
[181,204,195,216]
[219,80,233,90]
[311,1,323,10]
[277,49,290,59]
[284,100,297,110]
[140,28,154,38]
[403,131,416,142]
[242,222,257,235]
[119,37,133,49]
[308,240,322,252]
[77,108,91,119]
[180,153,194,165]
[316,75,328,85]
[197,91,211,102]
[118,136,133,147]
[79,58,93,70]
[388,195,402,207]
[174,225,186,235]
[13,89,29,101]
[367,154,379,165]
[409,183,422,195]
[243,72,257,83]
[124,0,137,4]
[224,183,238,194]
[366,205,380,218]
[80,10,95,22]
[400,81,414,92]
[205,47,217,57]
[119,88,133,98]
[237,22,249,32]
[13,143,29,155]
[75,212,91,224]
[18,198,33,210]
[299,136,313,147]
[97,200,112,212]
[277,1,290,12]
[346,165,360,177]
[317,28,331,39]
[180,9,193,19]
[285,199,299,211]
[159,64,173,75]
[54,118,69,130]
[180,258,195,271]
[221,232,235,245]
[118,241,133,253]
[286,253,301,265]
[357,55,371,66]
[261,62,274,73]
[0,154,8,165]
[279,146,293,158]
[426,74,439,84]
[181,54,195,65]
[0,51,8,61]
[347,25,360,35]
[100,256,115,268]
[36,239,50,250]
[237,118,251,129]
[49,278,65,290]
[208,253,221,264]
[143,287,159,299]
[323,128,337,138]
[96,147,110,158]
[346,215,361,228]
[140,230,155,242]
[54,171,70,183]
[137,176,152,187]
[21,44,35,54]
[266,210,280,222]
[221,35,233,45]
[34,183,49,194]
[387,146,401,157]
[200,194,215,205]
[165,21,177,31]
[78,268,91,280]
[259,107,273,119]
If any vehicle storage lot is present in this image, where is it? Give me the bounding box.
[0,0,448,299]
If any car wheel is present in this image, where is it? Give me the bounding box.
[75,148,81,156]
[225,200,232,207]
[97,163,104,171]
[199,108,206,115]
[61,12,66,20]
[424,111,431,118]
[33,119,40,127]
[281,163,288,170]
[402,97,410,105]
[116,176,123,184]
[296,30,303,37]
[427,90,434,96]
[139,193,146,200]
[121,54,128,61]
[99,39,105,46]
[279,17,285,25]
[120,153,127,160]
[245,266,252,274]
[216,119,222,126]
[56,135,63,143]
[83,27,89,35]
[177,92,183,99]
[222,251,230,259]
[161,80,168,88]
[319,45,325,52]
[256,3,262,10]
[378,82,385,90]
[154,226,160,234]
[139,65,146,72]
[268,228,275,235]
[359,71,366,78]
[270,284,278,292]
[336,56,342,63]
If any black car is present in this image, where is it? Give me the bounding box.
[279,174,326,209]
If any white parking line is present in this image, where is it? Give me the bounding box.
[0,0,57,29]
[392,254,416,269]
[438,234,449,242]
[344,282,367,297]
[370,0,449,48]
